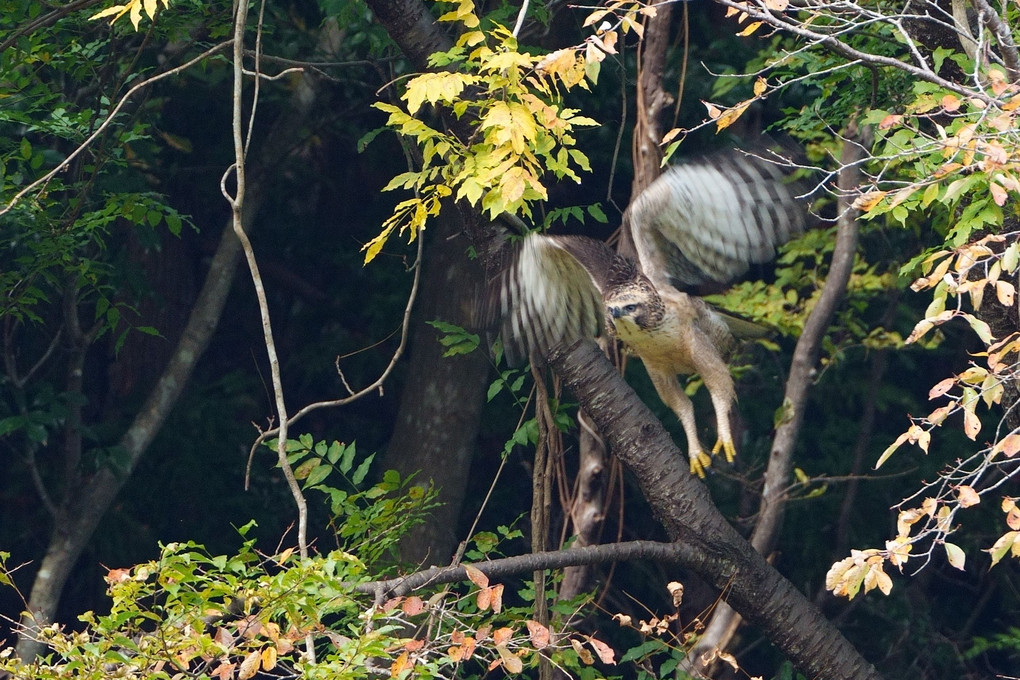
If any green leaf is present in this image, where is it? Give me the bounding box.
[351,452,375,486]
[304,463,333,487]
[586,203,607,223]
[326,440,343,465]
[340,440,357,474]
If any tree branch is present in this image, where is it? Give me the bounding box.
[547,339,884,680]
[356,540,698,598]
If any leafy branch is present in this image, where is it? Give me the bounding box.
[363,0,602,262]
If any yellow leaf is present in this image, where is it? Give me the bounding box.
[403,72,476,115]
[957,485,981,507]
[876,431,909,468]
[362,223,395,263]
[897,508,926,536]
[996,280,1015,306]
[582,9,608,27]
[864,562,892,596]
[90,3,129,21]
[571,638,595,664]
[129,0,142,30]
[238,650,261,680]
[390,651,411,676]
[852,190,887,211]
[143,0,157,19]
[986,530,1019,566]
[944,542,966,570]
[1003,242,1020,273]
[753,76,767,96]
[496,644,523,673]
[713,100,751,132]
[764,0,788,9]
[261,646,277,671]
[936,505,953,532]
[736,21,762,36]
[958,366,987,384]
[886,537,912,569]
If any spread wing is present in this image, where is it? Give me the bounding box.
[628,151,809,290]
[490,234,623,365]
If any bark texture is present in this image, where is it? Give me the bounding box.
[381,208,490,566]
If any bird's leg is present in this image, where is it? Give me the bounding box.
[707,389,737,464]
[649,372,712,478]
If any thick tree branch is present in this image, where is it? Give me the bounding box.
[547,340,884,680]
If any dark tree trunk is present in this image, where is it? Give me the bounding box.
[381,208,490,565]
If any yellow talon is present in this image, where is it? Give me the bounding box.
[712,439,737,464]
[689,450,712,478]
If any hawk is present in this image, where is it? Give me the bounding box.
[491,150,810,476]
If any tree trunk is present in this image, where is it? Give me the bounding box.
[381,207,490,565]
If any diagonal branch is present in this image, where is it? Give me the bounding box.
[687,124,871,672]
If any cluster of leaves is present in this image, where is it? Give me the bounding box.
[826,234,1020,599]
[274,434,439,565]
[857,68,1020,243]
[0,443,619,680]
[0,0,195,337]
[381,564,615,679]
[91,0,168,31]
[363,0,628,261]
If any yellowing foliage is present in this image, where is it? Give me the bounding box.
[91,0,169,30]
[366,1,607,262]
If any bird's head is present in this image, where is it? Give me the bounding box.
[604,273,663,334]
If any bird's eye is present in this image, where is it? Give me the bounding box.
[624,303,639,314]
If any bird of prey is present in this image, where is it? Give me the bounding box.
[490,150,810,476]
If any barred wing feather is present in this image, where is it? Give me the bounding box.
[494,234,617,365]
[629,152,809,289]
